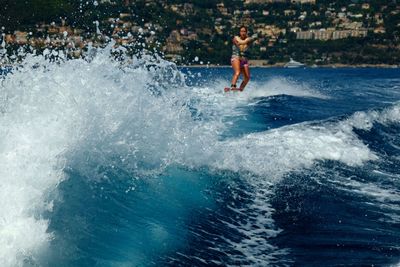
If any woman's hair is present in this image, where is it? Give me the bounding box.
[239,26,248,32]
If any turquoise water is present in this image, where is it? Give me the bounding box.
[1,56,400,266]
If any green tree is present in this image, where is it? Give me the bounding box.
[1,0,74,30]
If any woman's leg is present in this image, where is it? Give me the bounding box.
[239,64,250,91]
[230,58,241,88]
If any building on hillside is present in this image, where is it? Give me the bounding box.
[362,3,370,9]
[164,54,182,62]
[290,27,301,33]
[4,34,15,44]
[245,0,271,3]
[215,25,226,34]
[340,21,363,30]
[296,28,368,40]
[309,21,322,28]
[167,30,181,43]
[351,29,367,37]
[291,0,316,4]
[284,10,296,16]
[296,30,313,39]
[14,31,28,44]
[217,3,229,16]
[314,30,332,40]
[257,25,286,37]
[170,4,180,12]
[245,0,286,3]
[374,26,386,34]
[164,44,183,54]
[332,30,351,39]
[374,13,384,24]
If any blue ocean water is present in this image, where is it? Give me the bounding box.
[1,56,400,266]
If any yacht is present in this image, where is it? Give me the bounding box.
[284,58,305,68]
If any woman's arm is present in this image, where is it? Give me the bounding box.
[233,36,256,45]
[232,36,241,46]
[234,36,249,45]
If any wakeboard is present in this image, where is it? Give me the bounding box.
[224,87,242,92]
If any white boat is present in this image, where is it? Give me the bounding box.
[284,58,305,68]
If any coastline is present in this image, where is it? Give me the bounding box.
[180,62,400,68]
[1,62,399,69]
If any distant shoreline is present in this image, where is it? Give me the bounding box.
[180,63,400,68]
[1,62,398,69]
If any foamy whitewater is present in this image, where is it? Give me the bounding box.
[1,47,400,266]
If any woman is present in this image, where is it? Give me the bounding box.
[228,26,257,92]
